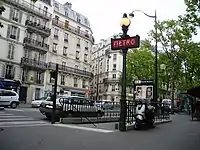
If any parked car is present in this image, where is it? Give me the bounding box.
[39,96,104,120]
[0,89,19,109]
[31,97,50,108]
[95,100,114,110]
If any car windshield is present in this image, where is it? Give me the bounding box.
[36,97,47,101]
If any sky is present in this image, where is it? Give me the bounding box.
[56,0,186,43]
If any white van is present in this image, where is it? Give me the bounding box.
[0,89,19,108]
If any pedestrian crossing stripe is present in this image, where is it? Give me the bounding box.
[0,111,49,128]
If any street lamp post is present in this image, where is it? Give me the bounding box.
[129,10,158,102]
[111,14,140,131]
[119,13,131,131]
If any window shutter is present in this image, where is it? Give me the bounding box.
[41,73,44,84]
[19,11,22,23]
[11,45,14,59]
[17,28,20,41]
[8,44,11,59]
[11,66,15,79]
[7,25,11,38]
[1,64,5,78]
[9,8,13,20]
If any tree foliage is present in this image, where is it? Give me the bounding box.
[125,40,155,85]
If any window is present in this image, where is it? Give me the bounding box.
[36,72,42,84]
[75,65,78,69]
[113,54,117,60]
[74,78,78,87]
[85,30,89,37]
[64,33,68,42]
[82,79,86,88]
[113,64,116,71]
[62,62,66,70]
[112,74,116,78]
[43,6,48,16]
[84,18,88,25]
[112,85,115,91]
[12,9,20,22]
[77,26,80,33]
[76,14,81,23]
[53,43,57,53]
[55,16,59,23]
[54,28,58,39]
[5,65,15,79]
[61,75,65,85]
[62,61,66,66]
[77,38,80,47]
[8,26,18,39]
[65,11,68,16]
[35,88,40,100]
[83,67,86,72]
[76,51,79,60]
[63,47,67,56]
[8,44,14,59]
[65,20,69,28]
[84,54,88,62]
[85,41,88,50]
[54,3,59,11]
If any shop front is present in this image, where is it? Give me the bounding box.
[0,78,21,92]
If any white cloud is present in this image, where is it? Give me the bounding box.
[56,0,186,43]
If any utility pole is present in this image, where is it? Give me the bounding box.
[51,63,58,124]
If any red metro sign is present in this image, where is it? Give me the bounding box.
[111,35,140,50]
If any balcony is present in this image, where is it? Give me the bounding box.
[52,19,94,42]
[4,0,51,20]
[103,78,120,83]
[23,37,49,53]
[21,57,47,71]
[48,62,93,78]
[25,20,51,37]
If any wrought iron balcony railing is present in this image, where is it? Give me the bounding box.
[25,20,51,37]
[52,18,94,42]
[21,57,47,70]
[48,62,93,78]
[23,37,49,52]
[4,0,52,20]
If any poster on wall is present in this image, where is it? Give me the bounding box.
[135,85,153,100]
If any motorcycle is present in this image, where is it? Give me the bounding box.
[134,102,155,130]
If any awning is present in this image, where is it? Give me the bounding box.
[0,79,21,88]
[185,86,200,99]
[70,89,85,94]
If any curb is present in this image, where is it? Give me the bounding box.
[125,119,172,131]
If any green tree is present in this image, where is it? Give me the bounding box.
[125,40,155,85]
[148,19,196,91]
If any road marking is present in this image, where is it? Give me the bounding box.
[0,123,50,128]
[53,124,115,133]
[0,114,14,116]
[7,108,39,112]
[0,118,34,121]
[0,120,48,125]
[6,109,24,112]
[0,115,27,118]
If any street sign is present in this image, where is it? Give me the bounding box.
[111,35,140,50]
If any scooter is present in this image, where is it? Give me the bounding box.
[134,102,155,130]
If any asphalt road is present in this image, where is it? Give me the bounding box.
[0,107,200,150]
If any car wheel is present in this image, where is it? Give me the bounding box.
[10,102,17,109]
[45,114,52,120]
[97,110,103,117]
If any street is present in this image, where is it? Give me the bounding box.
[0,107,200,150]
